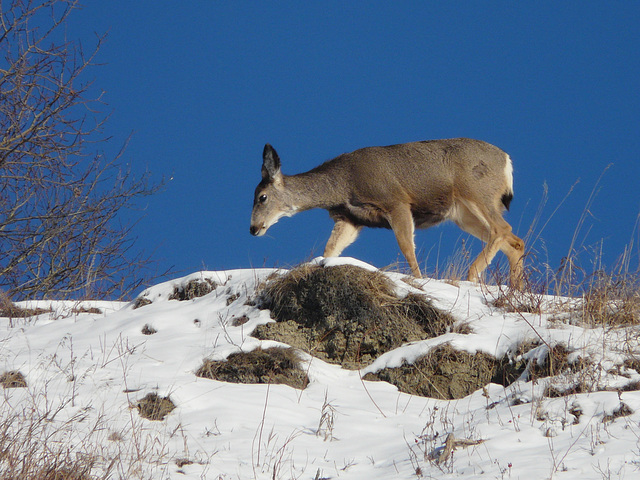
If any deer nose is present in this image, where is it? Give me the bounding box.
[250,225,259,236]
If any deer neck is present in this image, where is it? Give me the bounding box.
[284,168,346,212]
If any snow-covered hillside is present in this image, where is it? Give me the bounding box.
[2,257,639,479]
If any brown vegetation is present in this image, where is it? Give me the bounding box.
[0,370,27,388]
[364,344,501,400]
[252,264,456,369]
[169,278,217,301]
[196,347,307,390]
[136,393,176,421]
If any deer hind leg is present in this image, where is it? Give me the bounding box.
[324,219,362,257]
[473,234,525,288]
[479,214,525,289]
[454,202,524,288]
[501,231,525,289]
[387,204,422,277]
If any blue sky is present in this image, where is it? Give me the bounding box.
[68,2,640,284]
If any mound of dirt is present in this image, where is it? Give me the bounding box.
[136,393,176,421]
[0,370,27,388]
[141,324,157,335]
[364,344,502,400]
[132,297,152,309]
[0,302,51,318]
[252,264,456,370]
[133,278,218,309]
[196,347,307,390]
[169,278,217,301]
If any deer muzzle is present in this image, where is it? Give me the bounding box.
[250,223,265,236]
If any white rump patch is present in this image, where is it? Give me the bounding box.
[504,154,514,194]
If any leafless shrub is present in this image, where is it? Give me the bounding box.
[0,0,160,300]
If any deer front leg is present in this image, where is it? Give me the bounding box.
[387,205,421,277]
[324,219,362,257]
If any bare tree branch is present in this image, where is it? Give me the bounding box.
[0,0,162,299]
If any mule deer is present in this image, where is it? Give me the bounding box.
[250,138,525,287]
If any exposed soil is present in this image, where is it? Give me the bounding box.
[215,263,632,401]
[0,370,27,388]
[169,278,217,301]
[252,264,456,370]
[364,344,501,400]
[196,347,307,390]
[136,393,176,421]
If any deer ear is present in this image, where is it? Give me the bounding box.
[262,144,282,181]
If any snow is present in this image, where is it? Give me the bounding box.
[2,257,640,479]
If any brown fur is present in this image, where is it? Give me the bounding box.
[250,138,524,288]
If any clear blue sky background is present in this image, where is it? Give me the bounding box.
[68,2,639,284]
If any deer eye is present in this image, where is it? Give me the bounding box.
[258,194,267,204]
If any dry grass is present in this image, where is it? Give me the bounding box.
[479,256,640,331]
[196,347,308,390]
[386,292,457,337]
[259,263,396,312]
[490,287,544,314]
[135,393,176,421]
[141,323,157,335]
[0,402,108,480]
[364,344,500,400]
[132,277,218,309]
[0,290,51,318]
[602,402,634,422]
[253,263,455,369]
[530,343,579,378]
[169,278,217,301]
[579,271,640,327]
[71,306,103,315]
[483,208,640,399]
[1,371,189,479]
[0,456,95,480]
[132,296,152,309]
[497,339,633,398]
[0,370,27,388]
[439,238,474,284]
